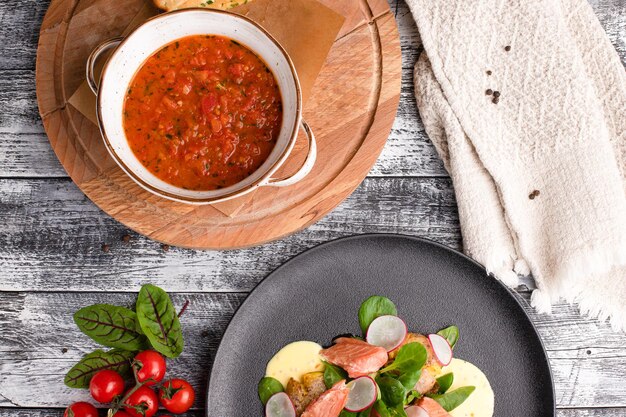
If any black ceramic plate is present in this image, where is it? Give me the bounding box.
[206,234,555,416]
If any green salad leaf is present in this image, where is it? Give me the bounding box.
[74,304,148,351]
[377,376,406,407]
[358,296,397,334]
[398,368,422,391]
[404,389,422,405]
[374,400,392,417]
[380,342,427,374]
[389,404,408,417]
[257,377,284,405]
[64,349,135,388]
[429,386,475,411]
[136,284,184,358]
[323,362,348,388]
[374,400,407,417]
[436,372,454,394]
[437,325,459,349]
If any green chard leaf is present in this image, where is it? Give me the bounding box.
[136,284,184,358]
[429,386,475,411]
[64,349,135,388]
[258,377,284,405]
[358,296,398,334]
[436,373,454,394]
[74,304,148,350]
[376,376,406,407]
[323,362,348,389]
[380,342,427,374]
[437,325,459,349]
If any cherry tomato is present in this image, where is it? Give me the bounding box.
[123,386,159,417]
[64,402,99,417]
[134,350,166,386]
[159,379,195,414]
[90,370,125,403]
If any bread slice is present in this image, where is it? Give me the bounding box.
[153,0,253,12]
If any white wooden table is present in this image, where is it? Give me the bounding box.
[0,0,625,415]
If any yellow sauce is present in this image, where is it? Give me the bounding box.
[265,341,325,387]
[437,358,494,417]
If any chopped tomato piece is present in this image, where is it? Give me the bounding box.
[210,119,222,133]
[228,63,244,77]
[201,94,218,115]
[165,69,176,84]
[161,96,178,110]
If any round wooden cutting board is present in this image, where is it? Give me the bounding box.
[36,0,401,249]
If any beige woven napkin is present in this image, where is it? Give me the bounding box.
[406,0,626,330]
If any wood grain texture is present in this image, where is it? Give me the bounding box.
[0,177,460,292]
[1,292,625,409]
[34,0,402,248]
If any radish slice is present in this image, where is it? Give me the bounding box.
[428,333,453,366]
[265,392,296,417]
[345,376,378,412]
[405,406,430,417]
[366,315,407,351]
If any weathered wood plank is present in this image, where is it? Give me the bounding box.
[0,177,460,291]
[1,0,623,177]
[0,132,65,177]
[1,292,625,409]
[0,0,50,71]
[0,70,43,135]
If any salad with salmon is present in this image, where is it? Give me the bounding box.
[258,296,494,417]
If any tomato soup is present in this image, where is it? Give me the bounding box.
[123,35,282,191]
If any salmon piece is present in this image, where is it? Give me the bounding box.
[301,380,349,417]
[320,338,388,378]
[417,397,452,416]
[389,333,441,394]
[413,368,438,395]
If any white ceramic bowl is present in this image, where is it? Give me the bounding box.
[87,8,316,204]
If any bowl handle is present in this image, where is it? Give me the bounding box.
[86,37,123,95]
[263,119,317,188]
